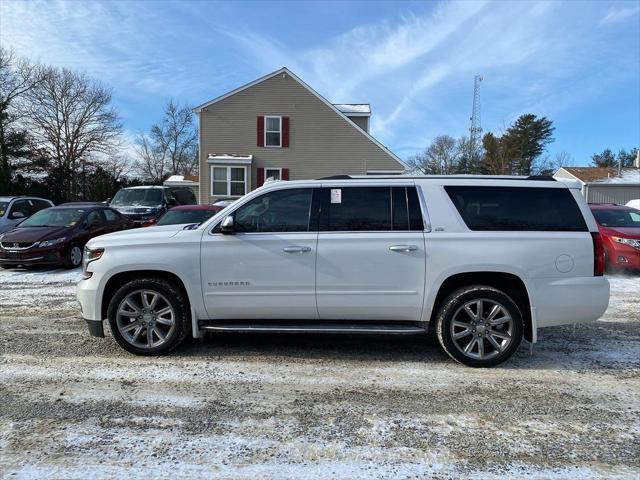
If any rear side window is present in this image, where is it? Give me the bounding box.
[171,188,197,205]
[325,187,391,231]
[445,186,588,232]
[103,209,121,222]
[321,186,424,232]
[31,200,52,212]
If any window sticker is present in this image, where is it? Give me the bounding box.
[330,188,342,204]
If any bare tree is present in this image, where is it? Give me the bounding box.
[0,47,50,191]
[134,132,169,184]
[26,68,122,199]
[407,135,460,174]
[135,99,198,182]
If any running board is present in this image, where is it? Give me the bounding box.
[198,321,427,335]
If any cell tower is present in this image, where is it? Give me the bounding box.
[469,74,483,147]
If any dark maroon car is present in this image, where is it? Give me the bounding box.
[0,204,134,269]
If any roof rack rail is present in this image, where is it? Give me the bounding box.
[317,175,353,180]
[526,175,556,181]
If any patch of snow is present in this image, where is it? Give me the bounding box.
[592,169,640,184]
[333,104,371,114]
[0,266,82,284]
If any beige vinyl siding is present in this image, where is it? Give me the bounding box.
[199,73,403,203]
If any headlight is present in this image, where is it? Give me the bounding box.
[82,246,104,279]
[38,237,66,248]
[612,236,640,250]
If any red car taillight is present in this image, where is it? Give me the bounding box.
[591,232,605,276]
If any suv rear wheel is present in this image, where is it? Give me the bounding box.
[436,286,523,367]
[107,278,190,355]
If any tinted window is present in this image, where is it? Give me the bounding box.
[31,200,52,212]
[171,188,197,205]
[86,210,105,225]
[326,187,391,231]
[103,209,121,222]
[445,186,588,232]
[9,200,31,219]
[390,187,424,231]
[233,188,312,233]
[592,208,640,228]
[0,201,8,217]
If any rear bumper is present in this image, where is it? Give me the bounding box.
[531,276,610,328]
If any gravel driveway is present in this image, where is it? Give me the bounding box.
[0,268,638,479]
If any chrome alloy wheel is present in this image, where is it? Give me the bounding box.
[116,290,176,349]
[70,246,83,266]
[450,299,514,360]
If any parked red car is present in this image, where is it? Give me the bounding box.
[143,204,223,227]
[589,204,640,272]
[0,204,134,269]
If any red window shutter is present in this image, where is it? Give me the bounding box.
[282,117,290,148]
[257,167,265,187]
[257,116,264,147]
[282,168,289,180]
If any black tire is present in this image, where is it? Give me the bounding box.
[64,243,83,269]
[436,285,523,368]
[107,277,190,355]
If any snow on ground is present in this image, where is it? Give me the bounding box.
[0,269,639,479]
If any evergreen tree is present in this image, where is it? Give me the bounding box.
[590,149,617,167]
[501,114,555,175]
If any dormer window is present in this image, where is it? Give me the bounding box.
[265,116,281,147]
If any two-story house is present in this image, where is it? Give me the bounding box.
[194,67,406,204]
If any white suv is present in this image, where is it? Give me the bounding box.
[77,176,610,367]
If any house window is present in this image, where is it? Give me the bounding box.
[211,166,246,197]
[265,116,281,147]
[265,168,282,181]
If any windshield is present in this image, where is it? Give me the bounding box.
[156,209,216,226]
[20,208,84,228]
[0,201,8,217]
[111,189,163,207]
[593,208,640,228]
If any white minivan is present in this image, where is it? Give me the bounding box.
[77,176,609,367]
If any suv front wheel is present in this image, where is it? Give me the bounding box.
[107,278,190,355]
[436,286,523,367]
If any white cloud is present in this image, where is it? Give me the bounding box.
[599,3,640,26]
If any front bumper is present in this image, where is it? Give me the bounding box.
[607,245,640,269]
[85,319,105,337]
[0,247,65,266]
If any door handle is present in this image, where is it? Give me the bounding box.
[283,246,312,254]
[389,245,418,252]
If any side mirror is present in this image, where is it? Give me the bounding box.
[105,198,111,205]
[167,198,178,207]
[220,215,235,234]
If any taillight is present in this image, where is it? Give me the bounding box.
[591,232,605,276]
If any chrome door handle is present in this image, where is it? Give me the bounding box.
[389,245,418,252]
[283,246,312,254]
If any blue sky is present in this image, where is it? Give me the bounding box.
[1,0,639,166]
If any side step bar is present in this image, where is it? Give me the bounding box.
[199,321,427,335]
